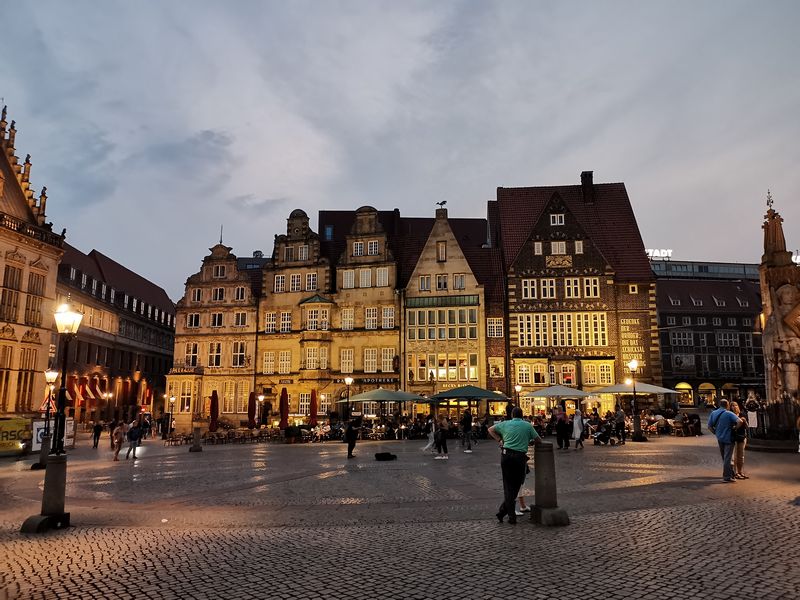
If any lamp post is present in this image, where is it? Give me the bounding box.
[102,392,113,422]
[169,396,176,434]
[344,376,354,421]
[514,384,522,405]
[161,394,168,439]
[628,359,647,442]
[22,299,83,533]
[31,370,59,470]
[258,394,265,427]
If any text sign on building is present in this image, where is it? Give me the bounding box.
[619,317,646,368]
[646,248,673,259]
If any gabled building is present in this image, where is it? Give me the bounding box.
[168,243,265,431]
[0,106,64,417]
[491,171,660,414]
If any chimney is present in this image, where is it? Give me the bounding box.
[581,171,594,203]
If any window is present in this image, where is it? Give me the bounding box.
[534,241,543,255]
[211,287,224,302]
[265,312,276,333]
[368,240,379,255]
[211,313,223,328]
[298,245,309,261]
[575,240,584,254]
[551,241,566,255]
[213,265,226,278]
[742,318,752,326]
[719,354,741,373]
[185,343,198,367]
[191,288,202,302]
[436,274,448,291]
[628,285,638,295]
[691,296,703,307]
[381,348,394,372]
[69,267,76,281]
[419,275,431,291]
[290,274,301,292]
[713,317,722,326]
[487,318,503,337]
[208,342,221,367]
[262,351,275,374]
[353,241,364,257]
[667,316,676,325]
[599,364,613,384]
[712,296,726,307]
[437,241,447,262]
[669,296,680,306]
[564,278,580,298]
[727,317,736,326]
[716,332,739,347]
[319,392,330,413]
[306,272,317,291]
[341,307,354,331]
[376,267,389,287]
[319,347,329,369]
[519,312,607,347]
[550,213,565,226]
[367,303,389,330]
[533,364,547,384]
[306,308,319,330]
[274,275,285,293]
[359,269,372,288]
[365,307,378,330]
[670,331,693,346]
[364,348,378,373]
[682,316,691,326]
[342,270,355,289]
[561,365,575,385]
[320,308,330,330]
[340,348,354,373]
[280,311,292,333]
[583,277,600,298]
[517,364,531,384]
[697,317,707,326]
[583,364,598,385]
[737,298,749,307]
[285,246,294,262]
[521,279,537,299]
[298,392,311,415]
[232,341,246,367]
[234,312,247,327]
[699,333,707,347]
[187,313,200,328]
[235,286,246,301]
[278,351,291,374]
[540,278,556,299]
[306,347,319,369]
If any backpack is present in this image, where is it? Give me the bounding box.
[127,426,140,442]
[423,421,432,434]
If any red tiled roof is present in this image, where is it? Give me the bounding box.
[493,182,653,282]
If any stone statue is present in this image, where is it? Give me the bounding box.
[764,283,800,400]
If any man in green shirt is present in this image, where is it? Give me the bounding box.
[488,406,541,524]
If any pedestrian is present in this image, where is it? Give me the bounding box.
[112,422,126,461]
[516,496,530,517]
[461,408,473,453]
[125,421,141,460]
[109,419,117,449]
[572,408,585,450]
[434,415,449,460]
[345,418,359,458]
[555,410,570,450]
[614,404,627,445]
[730,402,749,479]
[92,421,103,449]
[421,414,436,453]
[707,399,742,483]
[488,406,541,524]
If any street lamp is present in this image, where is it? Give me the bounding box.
[628,359,647,442]
[514,384,522,405]
[43,370,58,437]
[257,394,265,427]
[344,376,354,421]
[22,299,82,533]
[169,396,176,434]
[102,392,113,421]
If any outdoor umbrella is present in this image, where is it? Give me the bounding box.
[279,387,289,429]
[309,390,318,427]
[209,390,219,432]
[247,391,256,429]
[430,384,509,402]
[594,382,679,395]
[524,385,592,398]
[348,388,405,402]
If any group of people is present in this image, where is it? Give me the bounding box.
[419,409,480,459]
[708,399,750,482]
[90,416,153,461]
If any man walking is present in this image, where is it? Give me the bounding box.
[707,399,742,482]
[461,408,473,453]
[92,421,103,449]
[125,420,141,460]
[488,407,541,524]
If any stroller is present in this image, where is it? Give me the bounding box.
[592,422,616,445]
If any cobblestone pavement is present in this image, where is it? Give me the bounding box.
[1,432,798,599]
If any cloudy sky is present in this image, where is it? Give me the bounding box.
[2,0,799,299]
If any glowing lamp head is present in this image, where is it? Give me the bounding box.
[54,301,83,335]
[624,378,632,385]
[627,359,639,373]
[514,384,522,393]
[44,369,59,385]
[344,376,354,386]
[258,394,265,402]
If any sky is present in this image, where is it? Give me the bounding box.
[2,0,799,300]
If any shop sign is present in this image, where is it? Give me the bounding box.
[0,418,29,456]
[278,379,293,384]
[334,377,398,384]
[646,248,673,259]
[30,419,74,452]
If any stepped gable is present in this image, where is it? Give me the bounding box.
[494,179,652,282]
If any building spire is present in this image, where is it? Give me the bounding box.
[762,192,793,267]
[219,224,223,244]
[0,105,6,136]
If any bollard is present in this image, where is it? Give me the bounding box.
[189,427,203,452]
[532,442,570,526]
[30,434,51,470]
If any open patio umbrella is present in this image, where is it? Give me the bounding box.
[247,391,257,429]
[309,390,318,427]
[524,385,592,398]
[279,387,289,429]
[594,382,679,395]
[430,384,509,402]
[348,388,405,402]
[209,390,219,432]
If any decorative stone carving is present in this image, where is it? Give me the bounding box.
[5,248,26,264]
[29,256,49,271]
[0,324,17,341]
[21,329,41,344]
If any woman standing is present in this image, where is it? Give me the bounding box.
[421,414,436,453]
[730,402,748,479]
[112,422,126,461]
[572,408,585,449]
[434,415,449,460]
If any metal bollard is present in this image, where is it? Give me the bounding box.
[532,442,570,526]
[189,427,203,453]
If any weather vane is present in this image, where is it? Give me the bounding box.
[436,200,447,208]
[766,189,773,210]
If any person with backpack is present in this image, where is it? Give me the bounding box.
[125,420,141,460]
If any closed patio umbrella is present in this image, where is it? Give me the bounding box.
[209,390,219,432]
[309,390,318,427]
[247,391,257,429]
[279,387,289,429]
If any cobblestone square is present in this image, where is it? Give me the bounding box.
[1,432,798,599]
